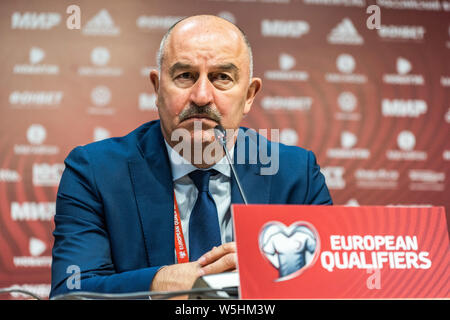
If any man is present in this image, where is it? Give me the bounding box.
[50,15,332,298]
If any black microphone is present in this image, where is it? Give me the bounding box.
[214,125,248,205]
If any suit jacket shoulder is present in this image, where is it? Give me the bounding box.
[234,127,332,205]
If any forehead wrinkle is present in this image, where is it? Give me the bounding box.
[170,34,244,60]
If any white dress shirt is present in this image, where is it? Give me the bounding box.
[164,141,234,259]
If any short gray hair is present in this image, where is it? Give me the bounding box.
[156,16,254,81]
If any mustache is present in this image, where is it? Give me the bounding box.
[178,103,222,123]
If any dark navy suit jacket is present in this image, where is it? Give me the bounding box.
[50,120,332,297]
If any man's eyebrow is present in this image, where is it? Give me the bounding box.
[169,62,240,80]
[214,63,240,80]
[169,62,191,77]
[214,63,239,73]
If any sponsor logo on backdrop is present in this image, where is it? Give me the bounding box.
[0,169,21,182]
[279,53,295,70]
[383,57,424,85]
[338,92,357,112]
[91,86,111,106]
[264,53,309,81]
[27,124,46,145]
[32,163,64,186]
[139,93,157,111]
[382,99,427,117]
[383,24,426,41]
[279,129,299,146]
[341,131,357,149]
[377,25,425,41]
[303,0,365,6]
[327,131,370,159]
[409,169,445,191]
[78,47,123,77]
[327,18,363,45]
[9,91,63,108]
[397,130,415,150]
[87,86,115,115]
[13,47,59,75]
[11,12,61,30]
[336,54,355,73]
[93,127,111,142]
[441,76,450,87]
[325,53,367,83]
[261,96,312,111]
[386,130,427,160]
[376,0,443,11]
[82,9,120,36]
[136,15,184,30]
[321,166,346,189]
[91,46,110,66]
[443,150,450,161]
[7,284,51,300]
[13,237,52,268]
[335,91,361,121]
[261,19,310,38]
[355,169,399,189]
[10,202,56,221]
[14,124,59,155]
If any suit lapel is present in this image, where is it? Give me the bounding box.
[128,122,175,266]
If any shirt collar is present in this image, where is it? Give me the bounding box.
[164,140,232,181]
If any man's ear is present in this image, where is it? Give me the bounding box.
[244,77,262,115]
[149,70,160,93]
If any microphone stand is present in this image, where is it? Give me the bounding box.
[214,125,248,205]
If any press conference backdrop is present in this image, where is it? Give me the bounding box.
[0,0,449,299]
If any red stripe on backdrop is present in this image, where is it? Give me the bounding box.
[382,207,422,298]
[422,226,450,297]
[410,209,449,298]
[0,139,18,279]
[340,207,376,298]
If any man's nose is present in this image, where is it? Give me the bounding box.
[189,74,214,107]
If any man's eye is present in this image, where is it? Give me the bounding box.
[213,73,232,81]
[209,73,234,89]
[176,72,194,80]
